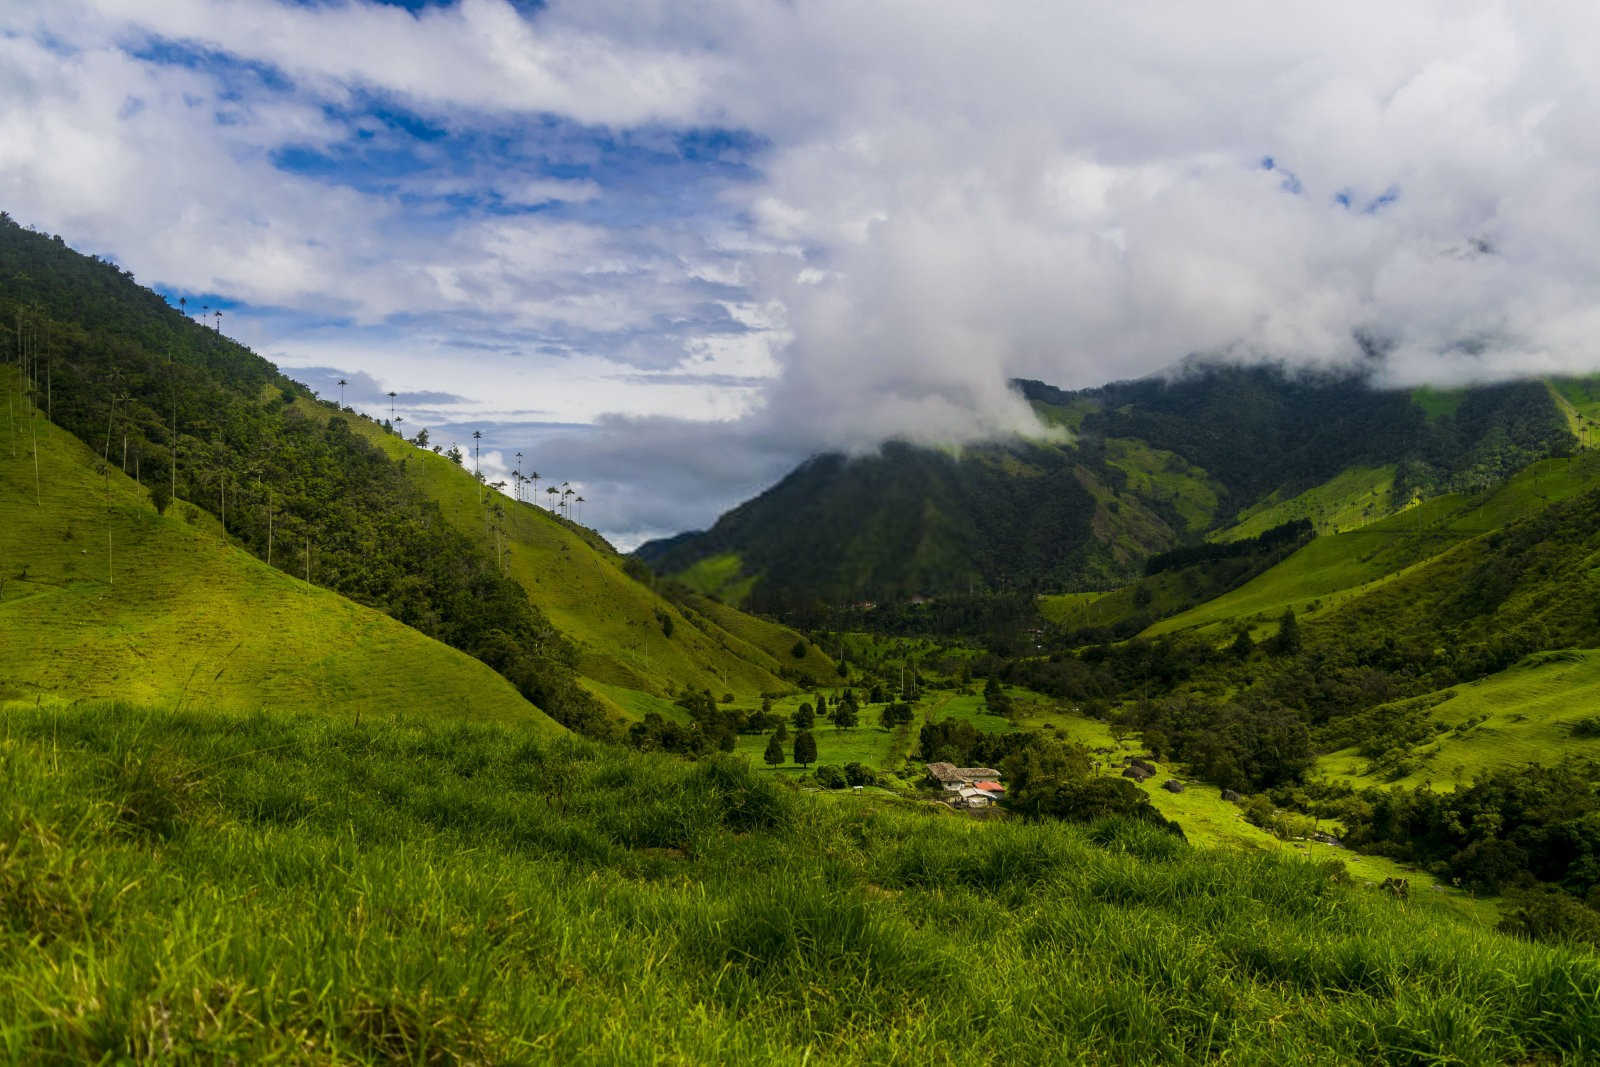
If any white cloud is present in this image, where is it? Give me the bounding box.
[7,0,1600,541]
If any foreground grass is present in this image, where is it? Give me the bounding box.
[2,703,1597,1063]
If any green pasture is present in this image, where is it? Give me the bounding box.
[1103,437,1223,534]
[676,552,758,605]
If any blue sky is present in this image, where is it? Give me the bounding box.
[3,1,1599,545]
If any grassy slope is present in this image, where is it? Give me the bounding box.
[4,702,1593,1063]
[1036,591,1105,627]
[1548,375,1600,448]
[329,405,828,701]
[1102,437,1222,534]
[1146,456,1600,640]
[677,551,757,604]
[1319,649,1600,792]
[0,377,556,730]
[1215,465,1397,542]
[679,591,838,680]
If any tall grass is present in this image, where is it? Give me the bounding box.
[0,700,1595,1063]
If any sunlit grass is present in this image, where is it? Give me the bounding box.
[0,700,1594,1063]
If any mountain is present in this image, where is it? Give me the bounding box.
[0,214,824,731]
[637,362,1578,611]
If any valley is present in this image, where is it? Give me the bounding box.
[3,216,1600,1061]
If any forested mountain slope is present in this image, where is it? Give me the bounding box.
[0,214,822,728]
[638,363,1578,612]
[0,366,558,730]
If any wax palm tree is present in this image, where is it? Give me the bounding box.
[575,495,586,523]
[386,391,397,422]
[514,451,524,500]
[337,378,348,407]
[546,485,558,510]
[528,469,539,504]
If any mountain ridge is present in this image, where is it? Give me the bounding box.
[638,362,1578,611]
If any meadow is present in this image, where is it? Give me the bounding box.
[2,700,1597,1064]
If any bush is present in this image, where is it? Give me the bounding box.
[814,765,846,790]
[1570,716,1600,739]
[1497,887,1600,947]
[843,762,874,787]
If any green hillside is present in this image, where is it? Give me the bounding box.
[0,216,601,732]
[1214,464,1397,541]
[1147,455,1600,641]
[1318,649,1600,791]
[0,369,558,731]
[321,402,829,701]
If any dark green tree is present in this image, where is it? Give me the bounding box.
[763,732,785,768]
[833,696,858,729]
[793,702,814,730]
[793,729,817,768]
[1269,607,1301,656]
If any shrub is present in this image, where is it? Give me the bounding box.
[814,764,846,790]
[1497,887,1600,947]
[843,762,874,787]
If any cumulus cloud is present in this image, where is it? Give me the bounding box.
[6,0,1600,542]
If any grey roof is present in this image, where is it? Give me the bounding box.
[926,763,1003,783]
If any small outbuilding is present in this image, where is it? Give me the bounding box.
[955,786,994,808]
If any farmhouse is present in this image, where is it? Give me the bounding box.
[925,763,1003,792]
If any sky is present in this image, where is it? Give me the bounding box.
[5,1,1600,548]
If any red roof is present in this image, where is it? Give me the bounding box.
[974,781,1005,792]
